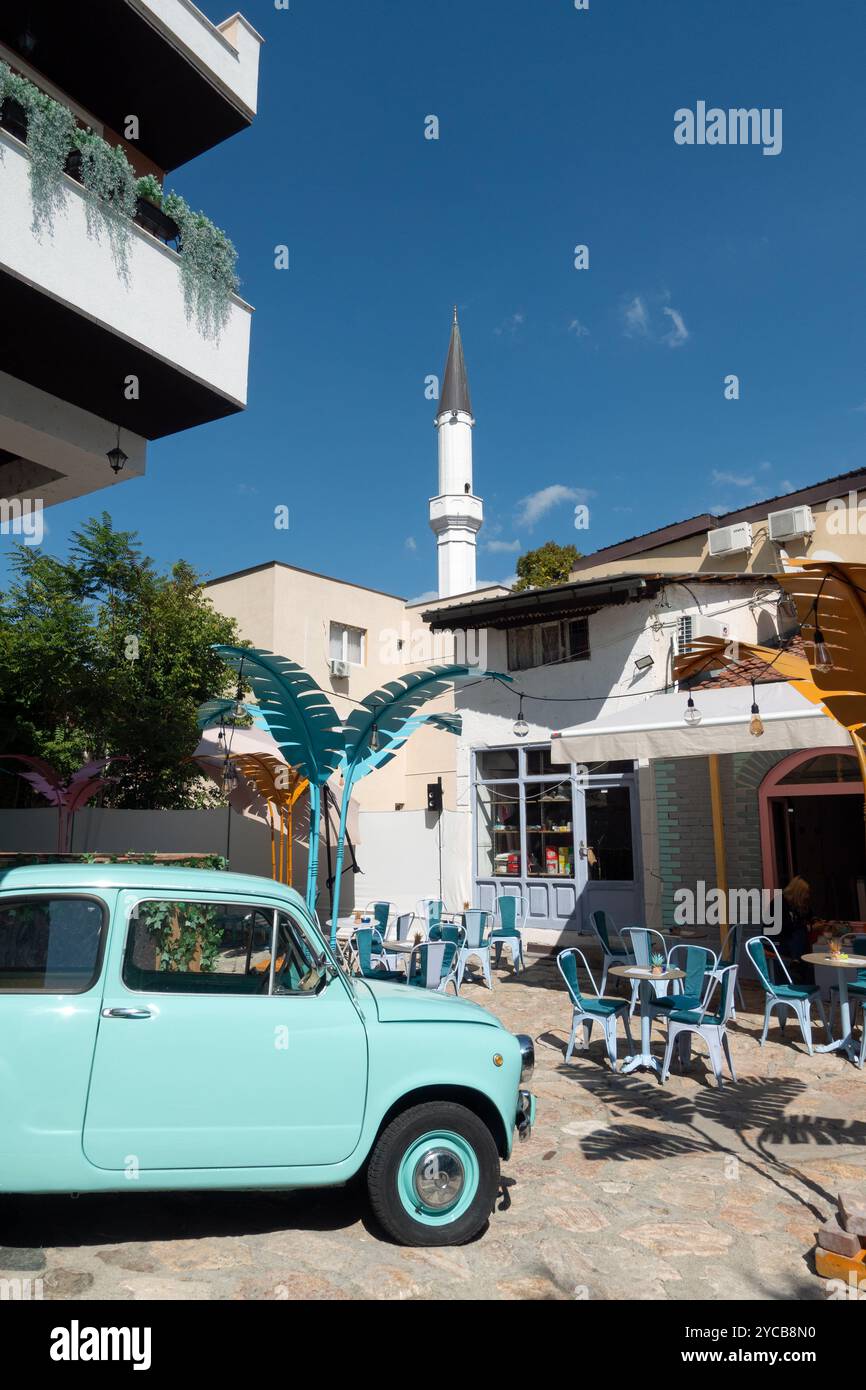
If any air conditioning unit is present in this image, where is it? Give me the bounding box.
[329,659,350,678]
[768,504,815,542]
[707,521,753,557]
[693,615,730,641]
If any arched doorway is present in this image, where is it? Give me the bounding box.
[759,748,866,919]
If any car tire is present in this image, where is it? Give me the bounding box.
[367,1101,500,1247]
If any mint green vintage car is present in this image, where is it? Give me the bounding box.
[0,865,534,1247]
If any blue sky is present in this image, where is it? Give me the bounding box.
[6,0,866,599]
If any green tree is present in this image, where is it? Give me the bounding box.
[513,540,582,591]
[0,514,243,809]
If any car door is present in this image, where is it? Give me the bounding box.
[83,890,368,1171]
[0,890,111,1188]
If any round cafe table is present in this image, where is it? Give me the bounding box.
[802,952,865,1067]
[609,962,685,1075]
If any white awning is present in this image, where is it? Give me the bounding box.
[551,682,842,763]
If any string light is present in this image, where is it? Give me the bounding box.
[749,683,764,738]
[370,722,380,752]
[513,696,529,739]
[812,626,834,674]
[684,695,702,727]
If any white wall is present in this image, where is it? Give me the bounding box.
[0,133,252,408]
[0,808,272,879]
[137,2,263,118]
[355,809,468,915]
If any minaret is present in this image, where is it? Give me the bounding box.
[429,307,483,597]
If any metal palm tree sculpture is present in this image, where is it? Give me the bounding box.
[1,755,126,853]
[211,646,345,909]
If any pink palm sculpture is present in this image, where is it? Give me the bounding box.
[2,755,127,853]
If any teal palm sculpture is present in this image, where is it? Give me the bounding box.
[330,666,511,945]
[211,647,345,909]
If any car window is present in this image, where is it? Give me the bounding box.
[123,900,328,997]
[272,911,325,995]
[124,900,278,996]
[0,896,106,993]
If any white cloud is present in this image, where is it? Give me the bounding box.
[495,312,525,338]
[712,469,754,488]
[661,306,689,348]
[406,589,439,605]
[484,538,522,553]
[568,318,590,338]
[515,484,593,529]
[404,536,417,551]
[623,296,650,338]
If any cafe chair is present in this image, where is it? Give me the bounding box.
[746,935,831,1056]
[830,935,866,1031]
[364,901,393,935]
[588,909,635,996]
[557,947,635,1071]
[660,966,739,1089]
[622,927,671,1015]
[648,944,718,1029]
[490,894,527,974]
[456,909,494,990]
[404,940,459,994]
[710,923,745,1016]
[381,911,418,971]
[351,927,404,983]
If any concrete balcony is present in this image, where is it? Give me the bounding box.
[0,2,263,170]
[0,129,252,449]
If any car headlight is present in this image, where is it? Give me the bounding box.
[516,1033,534,1082]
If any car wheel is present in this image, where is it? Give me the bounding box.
[366,1101,500,1247]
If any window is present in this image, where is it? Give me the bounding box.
[123,900,325,996]
[506,617,589,672]
[329,622,365,666]
[0,896,106,993]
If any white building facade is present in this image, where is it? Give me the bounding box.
[0,2,261,510]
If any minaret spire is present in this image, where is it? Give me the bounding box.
[429,308,482,597]
[439,306,473,417]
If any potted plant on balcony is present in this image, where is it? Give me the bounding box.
[0,62,30,142]
[134,174,180,246]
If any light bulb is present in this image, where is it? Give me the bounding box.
[370,724,380,752]
[684,696,702,727]
[749,703,764,738]
[812,629,834,674]
[513,698,529,738]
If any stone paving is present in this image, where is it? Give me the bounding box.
[2,954,865,1301]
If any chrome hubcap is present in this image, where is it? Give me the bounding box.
[413,1148,465,1209]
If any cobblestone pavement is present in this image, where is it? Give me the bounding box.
[2,955,865,1301]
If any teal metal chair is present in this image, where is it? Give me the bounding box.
[557,947,635,1070]
[417,898,446,933]
[351,927,404,982]
[648,944,718,1027]
[588,909,635,996]
[365,901,393,934]
[404,940,459,993]
[830,935,866,1028]
[660,966,739,1088]
[455,909,494,990]
[381,911,417,970]
[746,935,830,1055]
[623,927,670,1015]
[710,924,745,1016]
[490,894,527,974]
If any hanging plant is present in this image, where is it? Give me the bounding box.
[1,63,78,235]
[163,190,239,341]
[72,126,137,280]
